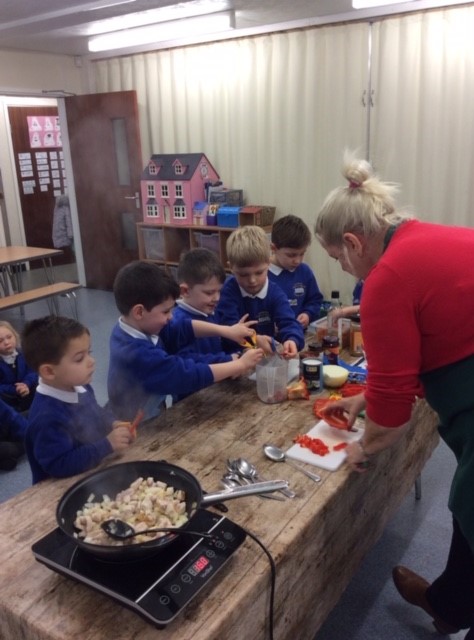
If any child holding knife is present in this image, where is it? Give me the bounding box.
[21,315,135,484]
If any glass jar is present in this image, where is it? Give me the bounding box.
[350,320,364,357]
[322,335,339,365]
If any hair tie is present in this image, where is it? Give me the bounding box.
[348,180,361,190]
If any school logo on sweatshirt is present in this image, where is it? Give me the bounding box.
[257,311,272,325]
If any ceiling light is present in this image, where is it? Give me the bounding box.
[352,0,415,7]
[88,10,235,52]
[87,0,230,35]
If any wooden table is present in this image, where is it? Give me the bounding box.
[0,246,62,295]
[0,246,80,317]
[0,379,440,640]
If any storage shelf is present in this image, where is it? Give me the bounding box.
[137,222,272,276]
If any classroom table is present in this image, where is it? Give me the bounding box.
[0,245,63,295]
[0,378,440,640]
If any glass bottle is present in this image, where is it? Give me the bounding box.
[326,290,342,337]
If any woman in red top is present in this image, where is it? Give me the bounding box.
[315,153,474,638]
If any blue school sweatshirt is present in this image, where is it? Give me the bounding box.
[268,263,323,323]
[171,301,233,364]
[25,383,115,484]
[107,318,214,421]
[216,277,305,350]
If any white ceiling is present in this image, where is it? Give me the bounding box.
[0,0,471,58]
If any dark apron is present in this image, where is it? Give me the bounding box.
[420,354,474,551]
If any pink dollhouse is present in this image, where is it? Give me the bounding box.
[141,153,220,225]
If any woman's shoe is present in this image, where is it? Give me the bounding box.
[392,566,460,635]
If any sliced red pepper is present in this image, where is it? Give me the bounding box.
[294,434,330,456]
[333,442,348,451]
[313,398,350,430]
[340,383,366,397]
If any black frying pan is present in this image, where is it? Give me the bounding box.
[56,460,287,560]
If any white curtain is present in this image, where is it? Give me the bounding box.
[370,6,474,227]
[93,25,369,302]
[92,5,474,302]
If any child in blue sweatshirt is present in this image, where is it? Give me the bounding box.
[0,398,27,471]
[172,248,238,364]
[268,215,323,329]
[22,316,134,484]
[107,260,263,421]
[216,226,305,357]
[0,320,38,412]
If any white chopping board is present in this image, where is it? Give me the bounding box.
[286,420,364,471]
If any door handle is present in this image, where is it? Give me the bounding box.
[124,191,140,209]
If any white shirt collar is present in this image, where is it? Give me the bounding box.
[119,316,159,345]
[1,349,18,364]
[269,263,283,276]
[37,379,87,404]
[176,298,208,318]
[239,278,269,299]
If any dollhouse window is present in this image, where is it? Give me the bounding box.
[161,184,169,197]
[147,204,158,217]
[175,183,183,197]
[147,184,155,197]
[174,163,184,175]
[173,205,186,219]
[148,162,158,175]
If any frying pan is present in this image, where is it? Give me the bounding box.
[56,460,287,560]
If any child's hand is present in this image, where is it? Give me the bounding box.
[225,317,258,345]
[297,312,310,328]
[255,334,274,354]
[236,348,264,376]
[15,382,30,397]
[107,425,133,451]
[281,340,298,358]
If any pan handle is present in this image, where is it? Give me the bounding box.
[201,480,289,505]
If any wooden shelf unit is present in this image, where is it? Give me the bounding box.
[136,222,272,276]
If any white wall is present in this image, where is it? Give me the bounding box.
[0,49,92,246]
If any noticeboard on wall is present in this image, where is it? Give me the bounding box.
[18,115,67,197]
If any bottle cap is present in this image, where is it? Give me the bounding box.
[331,290,340,299]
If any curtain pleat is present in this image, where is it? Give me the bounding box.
[93,7,474,300]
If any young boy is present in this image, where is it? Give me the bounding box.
[22,316,134,484]
[107,260,263,421]
[268,215,323,329]
[216,225,305,357]
[173,248,238,363]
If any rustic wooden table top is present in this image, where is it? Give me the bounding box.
[0,377,440,640]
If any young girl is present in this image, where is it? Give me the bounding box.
[0,321,38,413]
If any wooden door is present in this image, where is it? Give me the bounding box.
[64,91,143,290]
[7,106,73,266]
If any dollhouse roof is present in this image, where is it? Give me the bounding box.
[141,153,218,180]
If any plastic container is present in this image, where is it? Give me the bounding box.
[350,319,364,356]
[192,231,220,255]
[143,228,165,260]
[256,356,288,404]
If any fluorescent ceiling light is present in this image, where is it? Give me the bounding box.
[88,10,235,52]
[352,0,415,7]
[87,0,230,35]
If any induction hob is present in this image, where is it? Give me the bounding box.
[32,509,246,629]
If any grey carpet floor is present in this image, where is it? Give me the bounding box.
[0,277,465,639]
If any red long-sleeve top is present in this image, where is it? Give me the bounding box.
[361,220,474,427]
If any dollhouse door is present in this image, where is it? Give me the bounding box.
[64,90,143,289]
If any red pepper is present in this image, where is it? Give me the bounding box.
[333,442,348,451]
[313,398,350,430]
[294,434,330,456]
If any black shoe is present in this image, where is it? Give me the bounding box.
[392,566,460,635]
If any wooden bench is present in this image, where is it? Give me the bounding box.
[0,282,82,319]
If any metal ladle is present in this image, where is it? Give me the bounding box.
[101,519,214,541]
[235,457,296,499]
[263,444,321,483]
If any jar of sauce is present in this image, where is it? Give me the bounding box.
[350,320,364,357]
[322,335,339,365]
